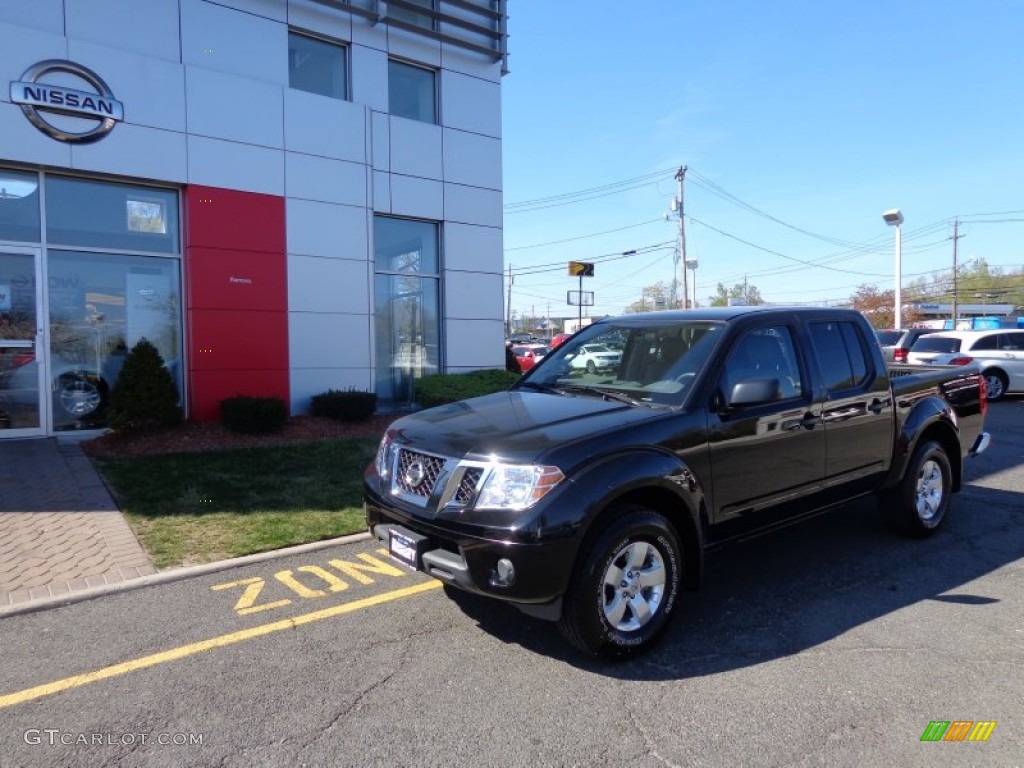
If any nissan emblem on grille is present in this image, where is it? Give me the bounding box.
[404,461,426,489]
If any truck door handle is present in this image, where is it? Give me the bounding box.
[822,405,865,422]
[868,398,887,414]
[784,411,820,430]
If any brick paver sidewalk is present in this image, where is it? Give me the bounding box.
[0,439,155,607]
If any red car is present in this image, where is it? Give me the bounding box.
[512,344,549,373]
[550,332,572,349]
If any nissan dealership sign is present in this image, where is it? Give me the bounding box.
[10,59,123,143]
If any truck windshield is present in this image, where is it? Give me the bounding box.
[516,321,725,406]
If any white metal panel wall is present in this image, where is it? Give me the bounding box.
[65,0,182,62]
[0,0,64,35]
[0,0,507,402]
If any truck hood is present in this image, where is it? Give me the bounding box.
[386,391,666,463]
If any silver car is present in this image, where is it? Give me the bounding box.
[906,329,1024,401]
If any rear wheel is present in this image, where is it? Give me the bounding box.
[983,369,1008,401]
[585,359,597,375]
[884,440,952,537]
[558,507,682,660]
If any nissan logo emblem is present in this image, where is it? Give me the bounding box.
[403,461,427,489]
[10,59,124,143]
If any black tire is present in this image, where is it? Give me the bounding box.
[983,369,1008,402]
[585,359,597,375]
[884,440,952,537]
[558,507,682,660]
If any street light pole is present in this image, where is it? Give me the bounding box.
[883,209,904,327]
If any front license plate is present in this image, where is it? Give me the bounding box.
[389,529,419,569]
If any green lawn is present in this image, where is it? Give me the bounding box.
[94,438,378,568]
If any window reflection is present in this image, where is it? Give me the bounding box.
[373,216,440,406]
[0,168,41,243]
[48,251,182,430]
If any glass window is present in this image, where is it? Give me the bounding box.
[389,59,437,123]
[289,31,348,100]
[389,0,438,31]
[809,321,870,393]
[47,251,182,431]
[1003,331,1024,350]
[45,176,179,253]
[0,169,41,243]
[374,216,439,273]
[722,326,802,401]
[968,334,998,351]
[373,216,441,406]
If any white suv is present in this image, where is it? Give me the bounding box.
[906,329,1024,401]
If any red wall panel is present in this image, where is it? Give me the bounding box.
[187,247,287,312]
[188,309,288,371]
[185,186,285,253]
[184,185,289,421]
[189,369,291,422]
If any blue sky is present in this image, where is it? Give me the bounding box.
[500,1,1024,324]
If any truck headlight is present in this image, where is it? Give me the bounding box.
[475,464,565,510]
[374,433,394,479]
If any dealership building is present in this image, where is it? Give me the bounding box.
[0,0,507,439]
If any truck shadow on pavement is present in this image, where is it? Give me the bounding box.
[444,417,1024,679]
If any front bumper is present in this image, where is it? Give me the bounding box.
[364,489,575,620]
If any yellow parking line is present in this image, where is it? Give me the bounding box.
[0,580,442,710]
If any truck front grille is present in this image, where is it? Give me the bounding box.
[453,467,483,505]
[395,448,445,498]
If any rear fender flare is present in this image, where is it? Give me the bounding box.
[883,396,962,492]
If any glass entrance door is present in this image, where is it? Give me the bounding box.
[0,248,44,437]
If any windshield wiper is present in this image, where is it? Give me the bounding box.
[561,385,641,406]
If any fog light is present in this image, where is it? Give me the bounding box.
[490,558,516,588]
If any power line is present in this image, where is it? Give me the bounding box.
[504,218,664,251]
[504,167,676,212]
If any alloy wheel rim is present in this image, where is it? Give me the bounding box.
[985,374,1004,400]
[601,540,666,632]
[915,459,944,522]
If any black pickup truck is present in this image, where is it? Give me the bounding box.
[364,307,990,659]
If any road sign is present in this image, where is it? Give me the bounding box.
[567,290,595,306]
[568,261,594,277]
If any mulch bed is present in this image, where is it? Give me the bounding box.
[82,414,398,459]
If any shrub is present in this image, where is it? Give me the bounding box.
[311,388,377,422]
[108,338,182,433]
[414,369,520,408]
[220,395,288,434]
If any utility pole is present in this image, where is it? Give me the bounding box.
[505,264,514,337]
[951,219,963,323]
[675,166,688,308]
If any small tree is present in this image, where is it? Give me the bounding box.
[108,338,182,432]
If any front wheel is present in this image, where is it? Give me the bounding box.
[883,440,952,537]
[558,507,682,660]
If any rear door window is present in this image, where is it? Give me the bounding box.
[808,321,872,393]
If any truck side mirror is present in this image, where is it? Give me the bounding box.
[725,377,780,408]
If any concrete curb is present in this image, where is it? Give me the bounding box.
[0,531,374,620]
